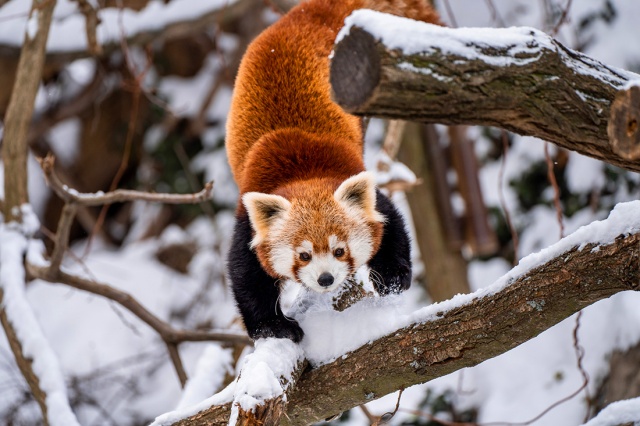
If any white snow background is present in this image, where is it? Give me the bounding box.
[0,0,639,425]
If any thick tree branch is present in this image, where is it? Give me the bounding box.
[160,205,640,425]
[330,11,640,172]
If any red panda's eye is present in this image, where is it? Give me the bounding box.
[334,248,345,258]
[299,252,311,261]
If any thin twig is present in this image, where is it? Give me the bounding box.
[440,0,458,27]
[166,343,188,387]
[73,0,103,55]
[48,202,78,277]
[499,131,519,265]
[551,0,573,36]
[483,0,506,27]
[26,263,252,347]
[544,143,565,239]
[39,154,214,206]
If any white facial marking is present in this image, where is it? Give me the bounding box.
[298,253,350,293]
[348,227,373,268]
[328,235,346,251]
[270,244,295,278]
[297,240,313,254]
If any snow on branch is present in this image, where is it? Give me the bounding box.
[581,397,640,426]
[0,208,80,426]
[155,200,640,425]
[330,10,640,173]
[39,154,214,206]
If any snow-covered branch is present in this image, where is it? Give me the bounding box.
[40,154,214,206]
[0,210,80,426]
[330,10,640,173]
[157,201,640,425]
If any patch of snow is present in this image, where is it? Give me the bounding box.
[582,397,640,426]
[176,344,233,410]
[229,338,304,423]
[150,381,236,426]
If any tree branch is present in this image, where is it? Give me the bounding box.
[158,202,640,425]
[26,263,252,347]
[329,11,640,173]
[39,154,214,206]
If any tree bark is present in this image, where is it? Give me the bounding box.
[0,0,57,423]
[164,229,640,425]
[2,0,56,221]
[608,83,640,161]
[397,122,471,301]
[330,20,640,173]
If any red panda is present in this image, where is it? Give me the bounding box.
[226,0,441,342]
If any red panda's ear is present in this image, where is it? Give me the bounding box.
[334,171,385,222]
[243,192,291,247]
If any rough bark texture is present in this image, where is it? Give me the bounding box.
[169,232,640,425]
[2,0,56,221]
[608,83,640,160]
[594,341,640,416]
[0,1,57,423]
[330,25,640,173]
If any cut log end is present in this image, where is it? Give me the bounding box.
[330,27,380,112]
[608,84,640,160]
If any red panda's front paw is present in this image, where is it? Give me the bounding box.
[369,263,412,296]
[252,318,304,343]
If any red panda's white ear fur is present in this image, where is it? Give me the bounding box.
[243,192,291,248]
[334,171,385,223]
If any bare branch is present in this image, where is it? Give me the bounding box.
[2,0,56,221]
[27,263,253,347]
[48,202,77,277]
[330,16,640,173]
[73,0,102,55]
[38,154,214,206]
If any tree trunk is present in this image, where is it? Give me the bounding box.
[397,122,471,301]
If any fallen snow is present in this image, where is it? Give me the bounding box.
[0,206,80,426]
[150,381,235,426]
[581,397,640,426]
[229,338,304,424]
[175,344,233,410]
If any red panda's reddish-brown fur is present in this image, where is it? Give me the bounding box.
[226,0,440,342]
[226,0,441,197]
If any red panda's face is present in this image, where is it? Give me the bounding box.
[243,172,385,293]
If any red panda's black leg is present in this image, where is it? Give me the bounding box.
[368,190,412,295]
[228,214,304,342]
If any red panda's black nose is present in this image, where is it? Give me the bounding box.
[318,273,334,287]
